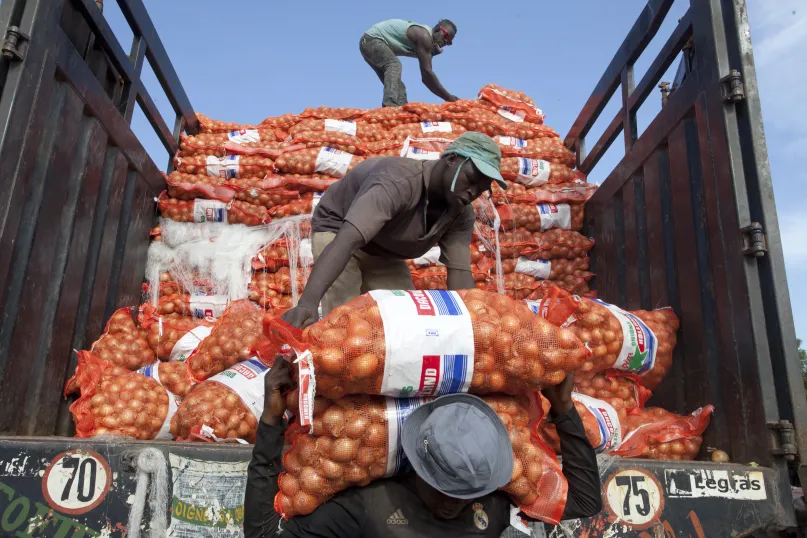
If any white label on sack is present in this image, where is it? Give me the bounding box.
[401,136,441,161]
[206,155,240,179]
[537,203,572,231]
[384,396,431,477]
[324,119,357,136]
[299,238,314,267]
[314,147,353,177]
[370,289,475,398]
[189,295,228,320]
[412,246,443,267]
[517,158,552,186]
[495,136,528,149]
[420,121,453,133]
[137,362,162,385]
[297,350,316,430]
[193,199,227,223]
[571,393,622,453]
[155,394,180,440]
[514,257,551,279]
[497,106,527,123]
[227,129,261,144]
[311,192,323,214]
[509,506,532,535]
[592,299,658,375]
[208,358,269,420]
[170,326,213,362]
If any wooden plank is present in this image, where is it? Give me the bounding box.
[621,176,642,309]
[642,151,670,308]
[599,200,618,303]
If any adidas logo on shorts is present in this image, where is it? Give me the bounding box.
[387,508,409,525]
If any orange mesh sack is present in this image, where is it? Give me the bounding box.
[244,174,337,194]
[174,154,275,180]
[613,405,714,460]
[259,113,300,132]
[186,300,264,381]
[275,393,567,524]
[69,351,178,440]
[478,229,594,260]
[196,113,256,134]
[478,84,545,124]
[149,294,227,319]
[492,180,597,205]
[299,107,365,121]
[497,203,585,232]
[400,135,461,160]
[157,192,271,225]
[179,130,280,157]
[387,122,466,141]
[288,131,369,155]
[137,361,196,399]
[165,172,236,202]
[90,308,156,372]
[358,107,418,129]
[170,358,267,443]
[227,179,302,209]
[274,147,364,178]
[288,119,387,142]
[495,136,576,167]
[574,372,652,411]
[538,393,625,454]
[263,288,587,424]
[143,313,212,361]
[500,158,577,186]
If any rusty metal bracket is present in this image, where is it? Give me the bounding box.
[769,420,798,461]
[2,26,29,61]
[659,82,671,108]
[741,222,767,257]
[721,69,745,102]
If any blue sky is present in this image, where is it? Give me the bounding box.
[106,0,805,341]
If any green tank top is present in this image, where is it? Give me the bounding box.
[365,19,433,58]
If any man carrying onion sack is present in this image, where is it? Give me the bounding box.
[281,132,507,329]
[360,18,459,107]
[244,359,602,537]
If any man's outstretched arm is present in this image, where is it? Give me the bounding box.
[409,26,457,102]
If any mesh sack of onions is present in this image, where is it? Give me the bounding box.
[178,130,280,157]
[498,256,590,282]
[150,293,229,320]
[288,119,387,143]
[186,300,265,381]
[252,236,312,273]
[441,109,506,138]
[477,229,594,261]
[477,84,545,124]
[69,351,177,440]
[358,107,418,129]
[196,113,257,134]
[492,180,597,205]
[497,203,585,233]
[227,179,302,210]
[612,405,714,461]
[274,147,364,178]
[243,173,337,194]
[399,135,461,160]
[258,113,301,132]
[170,358,268,443]
[532,289,679,388]
[165,172,236,202]
[500,158,578,186]
[262,289,587,419]
[142,312,212,361]
[289,131,369,155]
[299,107,366,121]
[494,136,576,167]
[538,393,625,454]
[90,307,156,373]
[249,291,294,314]
[174,154,275,180]
[366,139,404,157]
[268,193,317,220]
[574,372,652,411]
[387,122,466,141]
[137,360,196,399]
[250,267,308,297]
[275,393,567,524]
[157,192,271,226]
[408,264,491,291]
[480,273,592,302]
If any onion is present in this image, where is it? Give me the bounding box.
[331,438,359,462]
[363,424,386,448]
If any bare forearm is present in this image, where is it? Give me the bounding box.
[421,70,453,101]
[447,268,475,290]
[299,223,365,307]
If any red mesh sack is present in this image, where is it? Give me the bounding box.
[174,154,275,180]
[632,308,679,389]
[268,193,316,219]
[138,360,196,399]
[408,263,490,290]
[442,108,506,138]
[497,203,585,232]
[366,139,403,157]
[171,358,268,443]
[495,136,576,167]
[500,158,578,186]
[249,290,294,313]
[258,113,300,132]
[289,131,369,155]
[613,405,714,460]
[359,107,418,129]
[538,393,625,454]
[299,107,365,121]
[288,119,387,142]
[387,122,467,141]
[142,313,212,361]
[275,393,567,524]
[250,267,308,296]
[402,102,448,121]
[157,192,271,226]
[149,294,229,320]
[499,256,590,281]
[252,238,310,273]
[196,113,256,134]
[165,172,236,202]
[263,289,586,411]
[227,179,302,209]
[186,300,264,381]
[275,147,364,178]
[492,180,597,205]
[242,174,337,194]
[69,351,177,440]
[179,130,281,157]
[90,307,156,371]
[478,84,545,124]
[574,372,652,411]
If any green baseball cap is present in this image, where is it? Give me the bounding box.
[442,132,507,190]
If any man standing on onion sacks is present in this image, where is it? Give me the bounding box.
[244,359,602,537]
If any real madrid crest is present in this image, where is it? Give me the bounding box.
[472,503,489,530]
